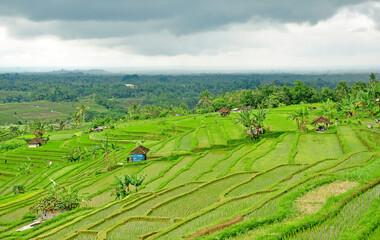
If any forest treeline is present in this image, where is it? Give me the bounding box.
[0,72,374,108]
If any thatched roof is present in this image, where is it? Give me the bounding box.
[217,107,230,113]
[311,116,332,125]
[129,145,150,155]
[28,138,44,144]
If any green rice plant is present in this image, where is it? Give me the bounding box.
[199,145,254,181]
[338,126,367,152]
[367,226,380,240]
[250,134,294,171]
[207,124,227,146]
[218,118,244,140]
[107,218,172,240]
[90,183,198,231]
[286,184,380,240]
[69,232,98,240]
[148,172,253,218]
[155,156,195,190]
[325,152,373,173]
[294,134,344,164]
[155,192,270,240]
[155,136,181,155]
[226,165,302,198]
[196,145,243,181]
[353,128,379,150]
[228,139,268,174]
[37,200,127,240]
[288,132,300,163]
[196,127,210,148]
[165,150,227,188]
[276,160,336,189]
[244,135,285,171]
[338,155,380,182]
[177,131,193,151]
[144,156,193,191]
[78,165,142,195]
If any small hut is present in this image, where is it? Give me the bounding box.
[311,116,332,132]
[129,145,150,162]
[28,138,44,148]
[217,107,231,117]
[93,126,103,132]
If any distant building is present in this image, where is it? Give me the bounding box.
[217,107,231,117]
[93,126,104,132]
[231,108,240,113]
[129,145,150,162]
[28,138,44,148]
[125,84,136,88]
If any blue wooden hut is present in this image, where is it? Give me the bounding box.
[129,145,150,162]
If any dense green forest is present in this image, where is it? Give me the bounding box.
[0,72,378,125]
[0,72,374,106]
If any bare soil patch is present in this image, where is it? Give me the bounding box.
[296,181,358,214]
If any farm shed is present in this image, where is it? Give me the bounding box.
[311,116,332,131]
[129,145,150,162]
[28,138,44,148]
[217,107,231,117]
[93,126,104,132]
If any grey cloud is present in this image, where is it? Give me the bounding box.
[0,0,370,37]
[0,0,377,56]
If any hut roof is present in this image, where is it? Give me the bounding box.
[217,107,230,113]
[311,116,332,125]
[129,145,150,155]
[28,138,44,144]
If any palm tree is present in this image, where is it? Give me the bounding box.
[368,73,378,87]
[235,110,255,139]
[109,141,124,165]
[76,104,90,130]
[198,90,212,108]
[129,173,146,192]
[72,112,81,129]
[56,120,68,131]
[28,120,46,133]
[289,107,309,131]
[341,94,358,117]
[94,134,111,170]
[251,107,270,138]
[319,99,334,121]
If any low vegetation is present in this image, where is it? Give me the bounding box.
[0,74,378,239]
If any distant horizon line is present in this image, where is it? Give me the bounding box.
[0,65,379,75]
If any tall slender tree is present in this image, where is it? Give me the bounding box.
[110,141,124,165]
[94,134,111,170]
[76,104,90,130]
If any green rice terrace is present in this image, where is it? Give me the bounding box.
[0,105,379,240]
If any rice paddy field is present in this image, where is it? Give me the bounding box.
[0,107,379,240]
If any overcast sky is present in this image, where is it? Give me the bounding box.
[0,0,379,71]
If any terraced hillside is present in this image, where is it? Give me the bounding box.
[0,109,379,240]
